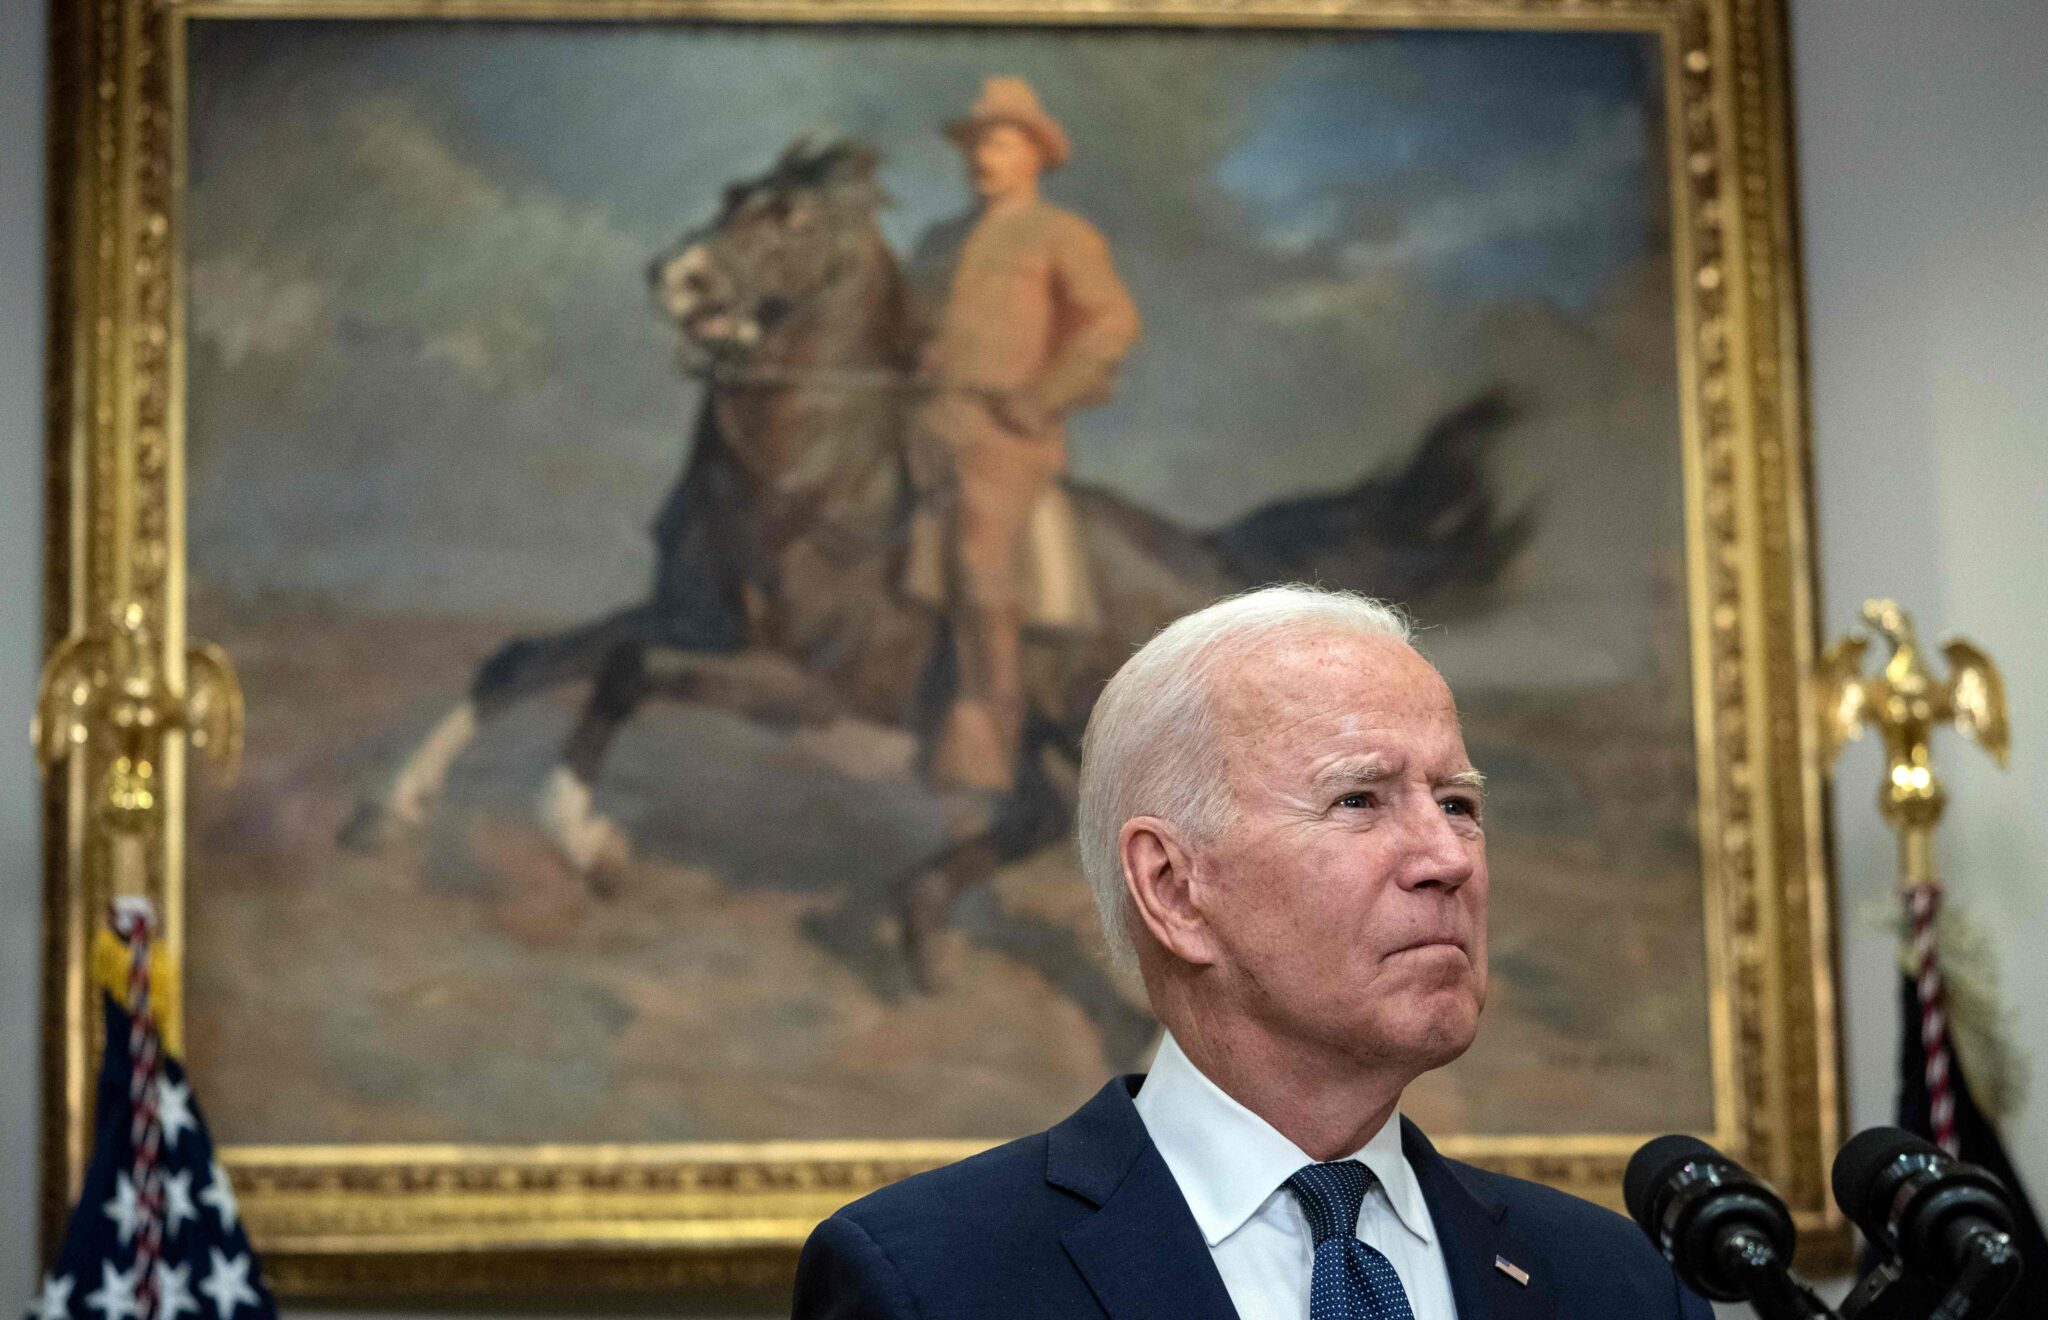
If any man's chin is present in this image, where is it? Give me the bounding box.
[1296,993,1479,1073]
[1385,995,1483,1070]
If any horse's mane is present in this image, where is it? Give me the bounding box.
[720,138,883,215]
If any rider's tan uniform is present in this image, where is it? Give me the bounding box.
[906,196,1140,792]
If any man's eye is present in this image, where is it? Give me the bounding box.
[1440,796,1478,818]
[1336,793,1376,810]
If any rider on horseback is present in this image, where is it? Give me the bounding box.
[901,77,1142,794]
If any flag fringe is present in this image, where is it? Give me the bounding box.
[1868,898,2026,1125]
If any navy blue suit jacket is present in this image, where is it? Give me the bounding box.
[793,1076,1713,1319]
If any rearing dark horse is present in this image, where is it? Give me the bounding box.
[342,140,1531,991]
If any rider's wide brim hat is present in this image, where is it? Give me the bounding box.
[945,76,1071,169]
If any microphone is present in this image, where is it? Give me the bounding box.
[1832,1127,2023,1319]
[1626,1135,1834,1319]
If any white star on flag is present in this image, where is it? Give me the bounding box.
[199,1249,260,1320]
[199,1157,239,1232]
[156,1077,198,1149]
[30,1272,74,1320]
[84,1261,138,1320]
[102,1171,142,1245]
[154,1260,201,1320]
[164,1167,198,1237]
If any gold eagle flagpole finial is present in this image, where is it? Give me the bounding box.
[33,600,245,864]
[1813,598,2009,891]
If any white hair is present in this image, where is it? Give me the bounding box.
[1076,585,1415,975]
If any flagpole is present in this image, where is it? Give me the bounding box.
[1814,597,2009,1158]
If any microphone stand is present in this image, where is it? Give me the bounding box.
[1924,1230,2022,1320]
[1834,1235,2021,1320]
[1839,1260,1943,1320]
[1716,1228,1842,1320]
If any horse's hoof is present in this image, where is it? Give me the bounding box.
[584,821,633,899]
[336,797,416,853]
[901,872,963,994]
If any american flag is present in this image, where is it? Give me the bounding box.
[24,902,277,1320]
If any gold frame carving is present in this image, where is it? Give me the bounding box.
[38,0,1844,1293]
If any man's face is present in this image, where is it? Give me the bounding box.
[966,123,1043,202]
[1195,630,1489,1073]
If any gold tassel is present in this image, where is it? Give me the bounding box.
[89,925,183,1059]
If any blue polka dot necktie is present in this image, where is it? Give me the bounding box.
[1284,1160,1418,1320]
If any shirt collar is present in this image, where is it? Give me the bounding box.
[1133,1031,1435,1250]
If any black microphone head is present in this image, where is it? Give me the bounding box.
[1832,1126,1939,1236]
[1625,1135,1796,1302]
[1831,1125,2019,1279]
[1626,1134,1723,1233]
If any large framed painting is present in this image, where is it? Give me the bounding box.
[37,0,1843,1296]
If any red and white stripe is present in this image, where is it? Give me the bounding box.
[112,902,168,1317]
[1906,884,1959,1156]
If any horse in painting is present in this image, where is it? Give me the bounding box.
[342,140,1532,991]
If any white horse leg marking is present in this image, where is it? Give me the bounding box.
[387,700,478,825]
[536,765,629,878]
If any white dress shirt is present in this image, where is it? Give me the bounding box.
[1133,1032,1459,1320]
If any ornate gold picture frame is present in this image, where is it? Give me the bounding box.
[39,0,1840,1296]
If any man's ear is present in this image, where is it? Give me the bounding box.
[1120,816,1219,967]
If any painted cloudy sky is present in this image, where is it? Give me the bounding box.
[186,22,1680,686]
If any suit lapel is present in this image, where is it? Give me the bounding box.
[1049,1077,1240,1320]
[1061,1145,1243,1320]
[1403,1120,1558,1320]
[1046,1080,1562,1320]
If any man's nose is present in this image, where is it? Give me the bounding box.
[1396,799,1476,892]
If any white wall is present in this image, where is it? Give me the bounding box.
[1793,0,2048,1196]
[2,0,53,1301]
[3,0,2046,1311]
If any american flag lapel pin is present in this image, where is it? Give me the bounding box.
[1494,1255,1531,1287]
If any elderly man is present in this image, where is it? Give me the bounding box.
[793,585,1710,1320]
[903,76,1141,794]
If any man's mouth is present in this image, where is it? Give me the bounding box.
[1390,935,1468,956]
